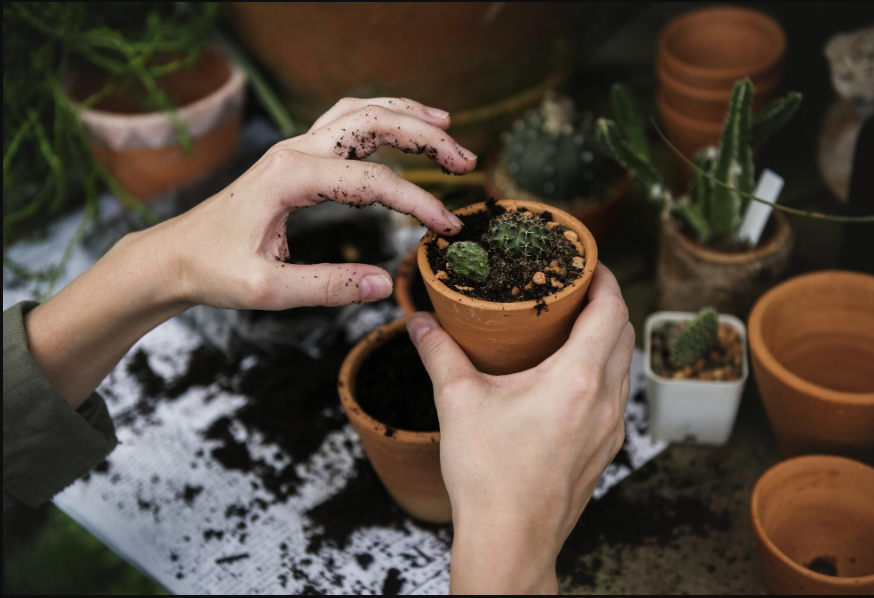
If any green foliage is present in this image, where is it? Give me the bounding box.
[597,79,801,245]
[670,308,719,367]
[447,241,490,285]
[489,211,550,259]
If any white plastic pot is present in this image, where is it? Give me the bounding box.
[644,311,748,445]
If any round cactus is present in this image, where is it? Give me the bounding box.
[447,241,490,285]
[500,90,614,201]
[489,211,550,259]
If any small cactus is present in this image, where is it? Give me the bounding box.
[447,241,490,285]
[670,308,719,367]
[489,211,550,259]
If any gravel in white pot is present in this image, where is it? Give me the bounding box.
[644,311,748,445]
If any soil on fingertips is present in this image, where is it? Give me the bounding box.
[650,322,743,381]
[355,334,438,433]
[426,199,584,303]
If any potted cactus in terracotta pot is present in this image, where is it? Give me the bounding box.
[644,307,748,445]
[599,79,801,316]
[418,199,597,375]
[485,91,630,241]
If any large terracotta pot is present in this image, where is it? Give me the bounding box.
[72,46,245,200]
[338,318,449,523]
[657,6,786,91]
[418,200,597,375]
[748,271,874,461]
[484,151,630,243]
[751,455,874,594]
[655,211,794,317]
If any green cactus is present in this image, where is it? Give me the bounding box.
[447,241,490,285]
[597,80,801,245]
[489,211,550,259]
[670,308,719,367]
[500,91,615,201]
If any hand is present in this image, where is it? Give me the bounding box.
[406,264,634,594]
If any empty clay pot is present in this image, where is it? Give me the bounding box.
[751,455,874,594]
[657,6,786,91]
[748,271,874,461]
[418,200,597,375]
[71,45,245,200]
[338,317,450,523]
[655,211,794,317]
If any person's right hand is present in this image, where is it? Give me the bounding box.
[406,263,634,595]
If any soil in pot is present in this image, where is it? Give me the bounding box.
[650,321,743,381]
[356,334,437,434]
[425,199,585,303]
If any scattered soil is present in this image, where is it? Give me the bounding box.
[426,199,584,302]
[356,334,438,432]
[650,322,743,381]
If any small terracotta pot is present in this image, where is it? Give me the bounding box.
[394,248,433,316]
[484,151,631,243]
[657,6,786,92]
[657,59,781,123]
[72,45,245,200]
[656,89,723,188]
[338,317,449,523]
[418,200,597,375]
[655,211,793,317]
[748,271,874,461]
[751,455,874,594]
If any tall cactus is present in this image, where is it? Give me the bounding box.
[670,307,719,367]
[597,80,801,244]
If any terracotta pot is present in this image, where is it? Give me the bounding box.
[394,248,433,316]
[748,271,874,461]
[656,89,723,188]
[338,317,450,523]
[418,200,597,375]
[71,46,245,200]
[655,212,793,317]
[484,150,630,243]
[657,59,781,123]
[657,6,786,92]
[751,455,874,594]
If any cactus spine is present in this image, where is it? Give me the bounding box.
[489,211,550,259]
[447,241,490,285]
[670,308,719,367]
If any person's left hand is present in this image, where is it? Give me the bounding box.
[138,96,477,311]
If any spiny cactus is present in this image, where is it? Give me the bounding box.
[670,308,719,367]
[489,211,550,259]
[500,91,615,201]
[597,80,802,244]
[447,241,490,285]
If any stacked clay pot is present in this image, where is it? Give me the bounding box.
[656,7,786,187]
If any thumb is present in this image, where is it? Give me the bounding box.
[264,263,394,309]
[407,312,478,394]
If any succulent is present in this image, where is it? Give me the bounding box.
[489,211,550,259]
[447,241,490,285]
[670,308,719,367]
[597,80,801,244]
[500,91,616,201]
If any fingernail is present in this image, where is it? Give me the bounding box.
[407,312,438,345]
[446,211,464,229]
[426,106,450,120]
[360,274,393,302]
[456,143,477,161]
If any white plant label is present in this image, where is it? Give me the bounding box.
[738,169,784,246]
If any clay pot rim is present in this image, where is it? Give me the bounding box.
[483,148,633,216]
[748,270,874,405]
[644,311,749,387]
[417,200,598,313]
[663,211,792,265]
[658,7,787,84]
[74,45,245,126]
[338,317,440,444]
[657,59,781,103]
[657,89,724,134]
[750,454,874,585]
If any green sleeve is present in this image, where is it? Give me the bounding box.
[3,301,118,510]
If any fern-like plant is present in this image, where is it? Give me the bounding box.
[597,79,801,244]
